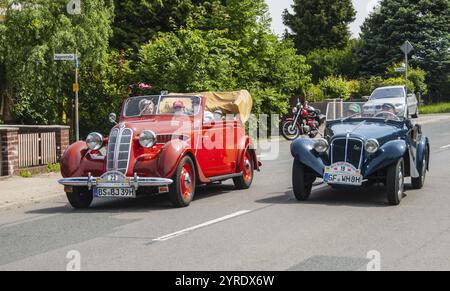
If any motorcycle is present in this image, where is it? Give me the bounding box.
[281,99,326,140]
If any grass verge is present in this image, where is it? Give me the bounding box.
[421,103,450,114]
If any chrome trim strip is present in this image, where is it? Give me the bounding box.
[59,176,173,188]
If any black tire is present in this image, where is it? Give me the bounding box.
[386,158,405,206]
[292,160,315,201]
[412,147,428,189]
[411,108,419,119]
[281,120,301,141]
[66,188,93,209]
[233,151,254,190]
[169,156,196,208]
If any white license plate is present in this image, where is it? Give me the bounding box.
[95,187,135,198]
[324,162,362,186]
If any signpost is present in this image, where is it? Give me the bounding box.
[54,49,80,141]
[400,41,414,90]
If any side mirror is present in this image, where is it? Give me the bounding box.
[362,96,369,101]
[109,113,117,124]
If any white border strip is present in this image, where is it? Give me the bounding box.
[440,144,450,149]
[153,210,251,242]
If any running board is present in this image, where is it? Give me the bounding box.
[209,173,243,183]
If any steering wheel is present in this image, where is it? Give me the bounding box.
[374,111,401,121]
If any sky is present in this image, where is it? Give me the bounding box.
[266,0,381,38]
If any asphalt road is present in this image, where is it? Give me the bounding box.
[0,119,449,271]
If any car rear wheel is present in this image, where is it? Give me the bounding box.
[292,160,316,201]
[386,158,405,206]
[233,151,254,189]
[169,156,196,208]
[66,187,93,209]
[412,147,428,189]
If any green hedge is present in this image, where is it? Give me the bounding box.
[421,103,450,114]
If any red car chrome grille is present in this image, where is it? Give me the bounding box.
[107,128,133,174]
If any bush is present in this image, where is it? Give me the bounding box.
[47,163,61,173]
[20,171,32,178]
[318,76,350,100]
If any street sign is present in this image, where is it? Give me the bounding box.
[400,41,414,55]
[73,83,79,93]
[395,67,406,73]
[54,54,76,61]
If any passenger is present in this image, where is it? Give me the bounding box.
[173,101,186,115]
[191,97,214,123]
[347,103,362,118]
[213,110,224,122]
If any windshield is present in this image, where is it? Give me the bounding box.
[370,88,405,99]
[326,101,406,121]
[124,95,202,117]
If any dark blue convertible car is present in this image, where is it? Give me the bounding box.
[291,102,430,205]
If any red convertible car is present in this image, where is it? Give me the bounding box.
[59,90,260,208]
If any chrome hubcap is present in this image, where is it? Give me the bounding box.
[184,173,191,188]
[245,160,251,172]
[398,166,404,200]
[422,158,426,183]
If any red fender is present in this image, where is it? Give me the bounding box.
[236,137,260,173]
[60,141,104,178]
[155,139,210,183]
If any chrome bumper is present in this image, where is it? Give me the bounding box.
[58,172,173,190]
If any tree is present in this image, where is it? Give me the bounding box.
[136,0,312,115]
[111,0,201,52]
[283,0,356,54]
[137,29,240,93]
[318,76,351,100]
[0,0,114,127]
[358,0,450,101]
[306,40,360,83]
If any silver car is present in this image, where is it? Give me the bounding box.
[363,86,419,118]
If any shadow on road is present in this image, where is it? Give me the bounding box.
[25,183,237,214]
[256,184,412,208]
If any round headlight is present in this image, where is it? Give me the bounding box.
[139,130,157,148]
[314,138,329,153]
[365,139,379,154]
[292,107,298,114]
[86,132,103,151]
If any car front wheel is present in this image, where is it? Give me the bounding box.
[169,156,196,208]
[386,158,405,206]
[412,147,428,189]
[66,187,93,209]
[292,160,316,201]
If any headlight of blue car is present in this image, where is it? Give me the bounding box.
[365,139,379,154]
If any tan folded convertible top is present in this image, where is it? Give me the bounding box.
[171,90,253,123]
[200,90,253,123]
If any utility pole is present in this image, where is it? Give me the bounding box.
[54,51,80,141]
[74,48,79,141]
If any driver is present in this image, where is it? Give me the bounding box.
[347,103,362,118]
[139,99,155,115]
[173,101,186,115]
[382,103,397,115]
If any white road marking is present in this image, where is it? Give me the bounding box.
[440,144,450,149]
[153,210,251,242]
